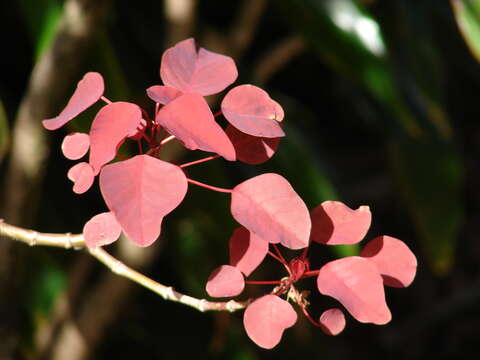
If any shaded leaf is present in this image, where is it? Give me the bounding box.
[146,85,182,105]
[89,102,142,174]
[160,38,238,96]
[317,256,391,324]
[225,125,280,165]
[361,235,417,288]
[156,93,235,161]
[229,227,269,276]
[243,294,297,349]
[67,162,94,194]
[206,265,245,298]
[319,308,346,336]
[83,212,122,248]
[231,173,311,250]
[42,72,104,130]
[61,132,90,160]
[99,155,188,247]
[221,85,285,138]
[310,201,371,245]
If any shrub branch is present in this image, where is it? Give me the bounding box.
[0,219,247,313]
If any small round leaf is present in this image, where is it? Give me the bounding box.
[206,265,245,298]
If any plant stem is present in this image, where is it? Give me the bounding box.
[160,135,175,145]
[213,110,222,117]
[245,280,281,285]
[100,96,112,104]
[268,250,285,264]
[301,270,320,278]
[187,178,232,193]
[300,305,322,327]
[0,220,248,313]
[180,155,220,168]
[271,244,287,264]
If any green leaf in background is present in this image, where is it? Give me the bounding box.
[0,98,9,162]
[19,0,61,57]
[390,138,464,275]
[278,0,421,138]
[451,0,480,63]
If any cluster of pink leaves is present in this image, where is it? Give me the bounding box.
[207,201,417,348]
[42,38,417,349]
[42,38,284,248]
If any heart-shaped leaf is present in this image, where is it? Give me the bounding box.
[99,154,188,247]
[319,308,346,336]
[310,201,371,245]
[317,256,391,325]
[67,162,94,194]
[83,212,122,248]
[243,294,297,349]
[146,85,183,105]
[206,265,245,298]
[156,93,235,161]
[221,85,285,138]
[225,125,280,165]
[160,38,238,96]
[42,72,104,130]
[360,235,417,288]
[231,173,311,250]
[89,102,142,174]
[229,227,269,276]
[61,132,90,160]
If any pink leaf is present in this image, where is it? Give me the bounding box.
[160,38,238,96]
[360,236,417,288]
[316,256,391,325]
[83,212,122,248]
[319,308,346,336]
[206,265,245,298]
[99,154,188,247]
[127,118,147,140]
[61,132,90,160]
[67,162,94,194]
[156,93,235,161]
[221,85,285,138]
[89,102,142,174]
[146,85,183,105]
[229,227,269,276]
[310,201,371,245]
[231,173,311,250]
[225,125,280,165]
[243,295,297,349]
[42,72,104,130]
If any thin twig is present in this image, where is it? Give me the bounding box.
[0,220,247,313]
[253,35,305,83]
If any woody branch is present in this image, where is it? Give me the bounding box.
[0,219,247,313]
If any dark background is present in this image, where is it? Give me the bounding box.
[1,0,480,359]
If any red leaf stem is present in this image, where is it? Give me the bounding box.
[245,280,282,285]
[301,270,320,278]
[300,305,321,327]
[271,244,287,264]
[187,178,232,193]
[267,251,285,264]
[213,110,222,117]
[180,155,220,168]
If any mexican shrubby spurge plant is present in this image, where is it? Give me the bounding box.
[42,38,417,349]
